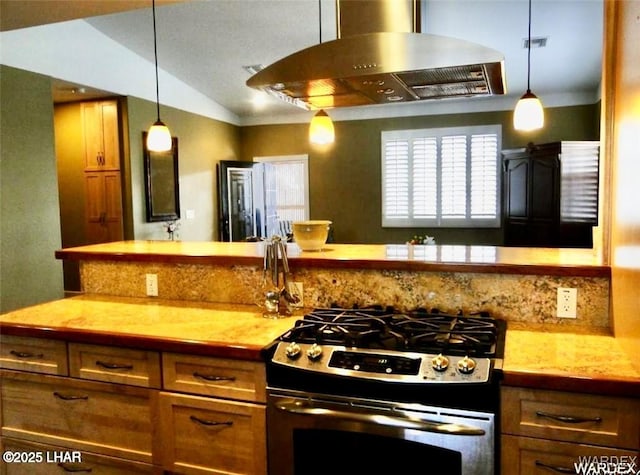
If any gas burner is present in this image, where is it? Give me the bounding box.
[281,308,394,348]
[279,306,504,359]
[390,311,499,356]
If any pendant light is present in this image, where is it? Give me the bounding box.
[513,0,544,132]
[146,0,172,152]
[309,0,335,145]
[309,110,335,145]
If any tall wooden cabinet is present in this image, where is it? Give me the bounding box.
[85,171,123,244]
[502,141,599,248]
[81,100,124,244]
[82,100,120,171]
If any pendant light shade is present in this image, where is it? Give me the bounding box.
[309,110,335,145]
[147,0,172,152]
[513,0,544,132]
[147,120,172,151]
[514,90,544,131]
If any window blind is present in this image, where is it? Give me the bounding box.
[382,125,501,228]
[559,142,600,224]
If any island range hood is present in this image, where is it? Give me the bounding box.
[246,0,506,110]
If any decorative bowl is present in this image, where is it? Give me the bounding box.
[292,220,332,251]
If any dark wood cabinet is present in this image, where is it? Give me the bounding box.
[502,142,599,248]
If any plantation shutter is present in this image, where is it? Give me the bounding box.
[382,125,501,227]
[470,134,499,219]
[440,135,467,219]
[559,142,600,223]
[412,137,438,219]
[383,139,410,219]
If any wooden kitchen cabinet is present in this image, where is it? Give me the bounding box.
[502,435,639,475]
[82,100,120,171]
[0,370,156,463]
[161,353,268,474]
[0,335,68,376]
[1,437,160,475]
[69,343,161,388]
[84,171,124,244]
[162,352,266,403]
[0,336,269,475]
[158,392,267,475]
[501,386,640,474]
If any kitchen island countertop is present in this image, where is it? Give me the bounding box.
[1,295,638,396]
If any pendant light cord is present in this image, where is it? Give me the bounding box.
[318,0,322,44]
[526,0,532,92]
[152,0,161,121]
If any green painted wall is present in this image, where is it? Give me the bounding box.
[0,65,64,311]
[240,103,600,244]
[125,97,241,241]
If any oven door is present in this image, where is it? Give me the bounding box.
[267,389,495,475]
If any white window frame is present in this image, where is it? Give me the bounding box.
[381,125,502,228]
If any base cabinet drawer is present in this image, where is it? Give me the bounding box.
[502,434,640,475]
[158,392,266,475]
[0,370,155,464]
[0,336,68,376]
[69,343,161,388]
[502,386,640,449]
[162,353,266,403]
[0,437,161,475]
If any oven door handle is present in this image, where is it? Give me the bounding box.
[275,400,486,436]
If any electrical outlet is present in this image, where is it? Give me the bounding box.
[146,274,158,297]
[557,287,577,318]
[290,282,303,307]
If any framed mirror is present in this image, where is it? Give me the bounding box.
[142,132,180,222]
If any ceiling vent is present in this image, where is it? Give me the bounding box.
[523,37,548,48]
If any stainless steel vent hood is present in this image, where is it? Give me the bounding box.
[246,0,506,110]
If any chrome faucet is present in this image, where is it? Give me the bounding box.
[263,235,299,317]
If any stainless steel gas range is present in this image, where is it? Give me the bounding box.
[265,306,506,475]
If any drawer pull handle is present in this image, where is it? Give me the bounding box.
[10,350,43,359]
[58,463,93,473]
[193,372,236,382]
[53,391,89,401]
[95,360,134,370]
[190,415,233,427]
[535,460,575,473]
[536,411,602,424]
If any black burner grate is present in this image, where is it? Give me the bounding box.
[279,307,504,357]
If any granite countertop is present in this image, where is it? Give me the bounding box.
[0,295,298,361]
[1,296,638,396]
[503,326,640,397]
[55,241,609,277]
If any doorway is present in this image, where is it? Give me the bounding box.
[217,155,309,242]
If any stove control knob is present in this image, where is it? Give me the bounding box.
[285,342,301,359]
[306,343,323,361]
[431,354,449,372]
[457,356,476,374]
